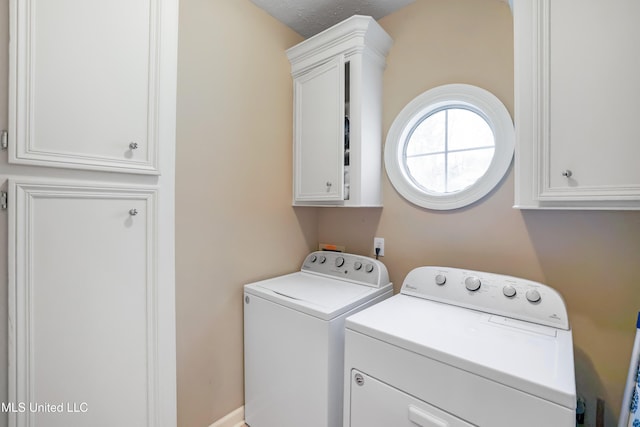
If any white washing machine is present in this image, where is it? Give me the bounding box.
[344,266,576,427]
[244,251,392,427]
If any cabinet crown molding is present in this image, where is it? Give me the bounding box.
[286,15,393,77]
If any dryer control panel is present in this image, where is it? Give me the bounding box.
[401,266,569,330]
[302,251,390,288]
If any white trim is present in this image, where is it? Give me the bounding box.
[209,406,245,427]
[385,84,514,210]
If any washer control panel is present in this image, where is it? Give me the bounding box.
[401,266,569,330]
[302,251,390,288]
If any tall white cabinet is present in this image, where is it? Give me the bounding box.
[514,0,640,209]
[5,1,178,426]
[287,15,392,207]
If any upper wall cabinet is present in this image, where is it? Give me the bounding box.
[514,0,640,209]
[9,0,164,174]
[287,15,393,207]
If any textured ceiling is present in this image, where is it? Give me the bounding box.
[250,0,415,38]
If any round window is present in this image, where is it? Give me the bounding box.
[385,84,514,210]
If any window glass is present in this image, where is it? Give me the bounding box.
[405,110,446,156]
[447,108,494,150]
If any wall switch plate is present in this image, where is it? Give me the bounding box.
[374,237,384,257]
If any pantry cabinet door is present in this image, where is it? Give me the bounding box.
[9,0,162,174]
[8,181,160,427]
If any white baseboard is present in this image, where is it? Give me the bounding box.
[209,406,245,427]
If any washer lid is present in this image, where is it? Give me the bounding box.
[345,294,576,409]
[245,272,390,320]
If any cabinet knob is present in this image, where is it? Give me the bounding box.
[561,170,573,178]
[326,181,332,187]
[129,142,139,150]
[129,209,138,216]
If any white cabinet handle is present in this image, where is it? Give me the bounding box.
[129,142,139,150]
[408,405,448,427]
[129,209,138,216]
[561,169,572,178]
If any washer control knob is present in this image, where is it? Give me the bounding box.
[465,276,481,292]
[318,255,327,264]
[310,255,317,263]
[435,274,447,286]
[526,289,541,303]
[503,285,517,298]
[365,264,374,273]
[335,257,345,267]
[354,262,362,271]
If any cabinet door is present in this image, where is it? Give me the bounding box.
[8,181,160,427]
[515,0,640,207]
[9,0,162,174]
[543,0,640,200]
[293,57,345,203]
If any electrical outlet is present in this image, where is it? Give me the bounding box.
[374,237,385,257]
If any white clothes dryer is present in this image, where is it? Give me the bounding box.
[244,251,392,427]
[344,266,576,427]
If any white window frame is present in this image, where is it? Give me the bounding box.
[384,84,514,210]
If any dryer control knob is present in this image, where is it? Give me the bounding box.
[365,264,374,273]
[354,262,362,271]
[526,289,541,303]
[435,274,447,286]
[465,276,481,292]
[319,255,327,264]
[310,255,317,263]
[335,257,345,267]
[503,285,517,298]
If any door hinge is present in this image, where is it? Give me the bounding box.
[1,130,7,150]
[1,191,7,210]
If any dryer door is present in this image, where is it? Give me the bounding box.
[348,370,474,427]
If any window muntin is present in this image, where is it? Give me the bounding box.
[404,108,495,194]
